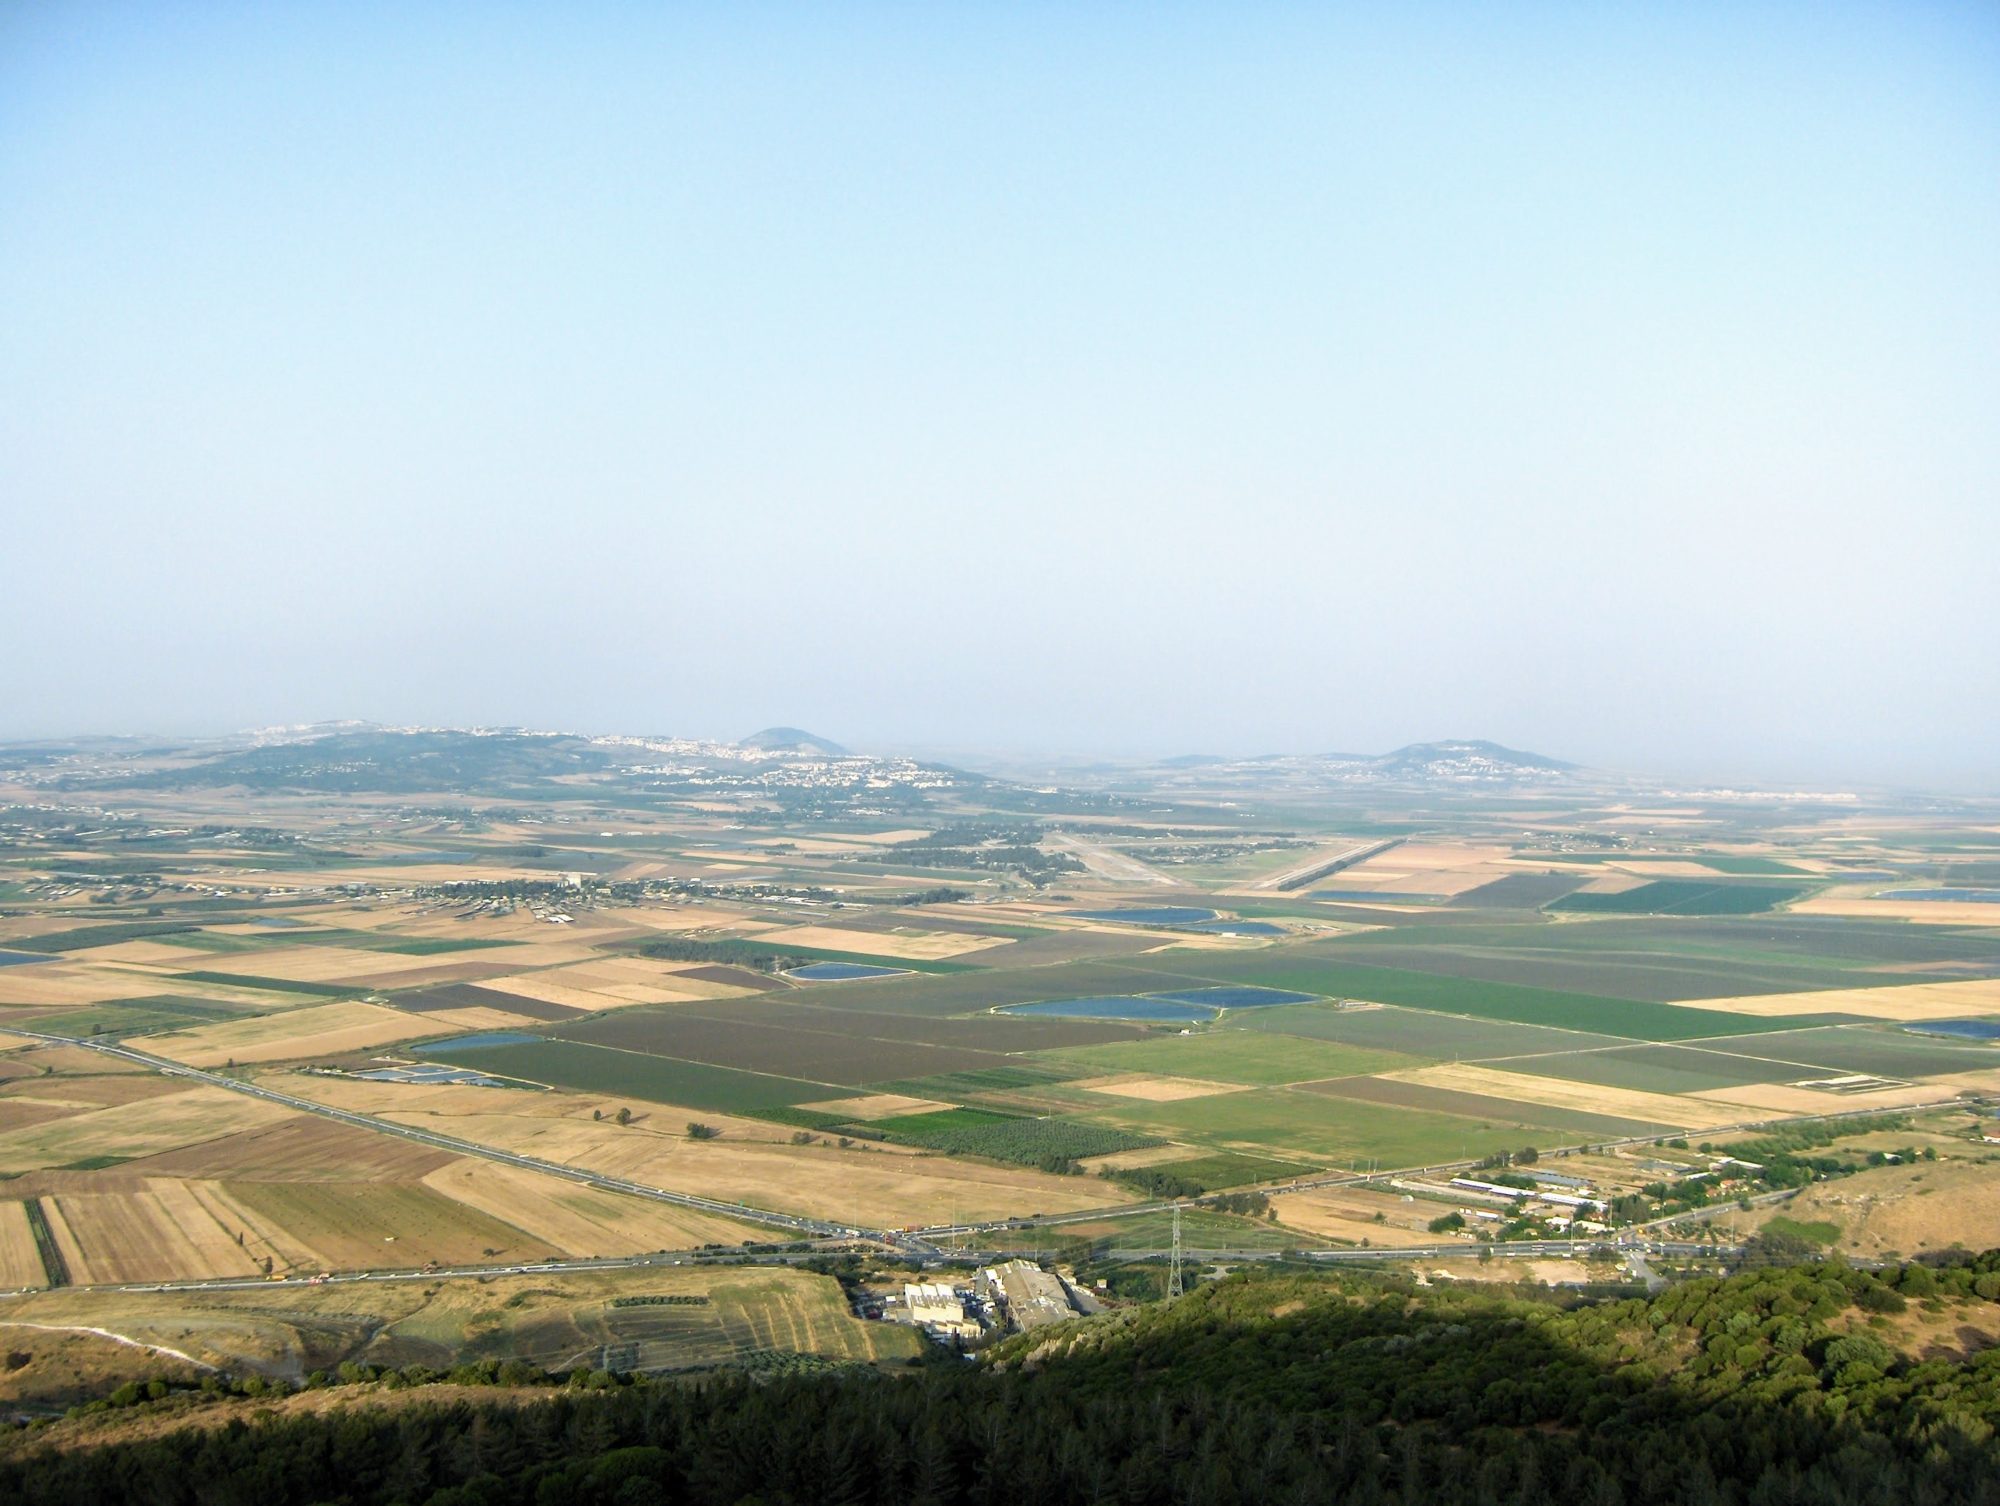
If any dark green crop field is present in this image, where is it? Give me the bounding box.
[1696,1025,2000,1080]
[867,1114,1160,1165]
[1237,1002,1622,1059]
[1549,880,1814,916]
[1143,954,1797,1040]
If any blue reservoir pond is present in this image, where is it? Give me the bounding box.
[787,961,911,981]
[1873,889,2000,903]
[417,1031,542,1053]
[0,950,52,967]
[1183,920,1285,936]
[1904,1020,2000,1041]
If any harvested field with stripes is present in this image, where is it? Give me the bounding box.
[144,1001,451,1067]
[0,1199,46,1289]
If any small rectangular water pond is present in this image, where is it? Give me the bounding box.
[1873,889,2000,903]
[0,950,53,967]
[1903,1020,2000,1041]
[786,961,911,981]
[1183,919,1284,936]
[1000,996,1218,1024]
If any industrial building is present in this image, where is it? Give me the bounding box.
[978,1260,1077,1332]
[899,1281,982,1341]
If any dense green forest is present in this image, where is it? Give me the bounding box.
[5,1253,1999,1505]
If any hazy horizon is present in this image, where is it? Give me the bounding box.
[6,5,1996,789]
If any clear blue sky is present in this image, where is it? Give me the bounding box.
[5,3,1996,787]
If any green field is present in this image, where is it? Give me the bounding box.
[25,996,244,1038]
[1088,1086,1535,1166]
[1050,1029,1423,1086]
[884,1062,1092,1097]
[1550,880,1813,916]
[8,920,214,953]
[430,1039,850,1112]
[858,1113,1160,1165]
[1167,956,1791,1040]
[868,1107,1020,1135]
[1695,856,1813,876]
[1130,1152,1316,1190]
[1697,1025,2000,1080]
[1059,1205,1302,1254]
[121,927,519,957]
[1238,1002,1622,1058]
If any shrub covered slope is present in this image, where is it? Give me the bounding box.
[5,1254,2000,1505]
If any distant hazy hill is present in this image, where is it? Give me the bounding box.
[740,727,850,756]
[1361,739,1576,777]
[71,728,622,794]
[1146,739,1577,787]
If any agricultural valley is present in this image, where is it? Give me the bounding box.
[0,724,1984,1504]
[0,724,1991,1416]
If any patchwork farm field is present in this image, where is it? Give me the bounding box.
[4,732,2000,1301]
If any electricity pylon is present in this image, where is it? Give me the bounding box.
[1167,1202,1185,1299]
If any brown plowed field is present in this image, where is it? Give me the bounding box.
[0,1101,78,1135]
[391,984,583,1021]
[134,1116,456,1181]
